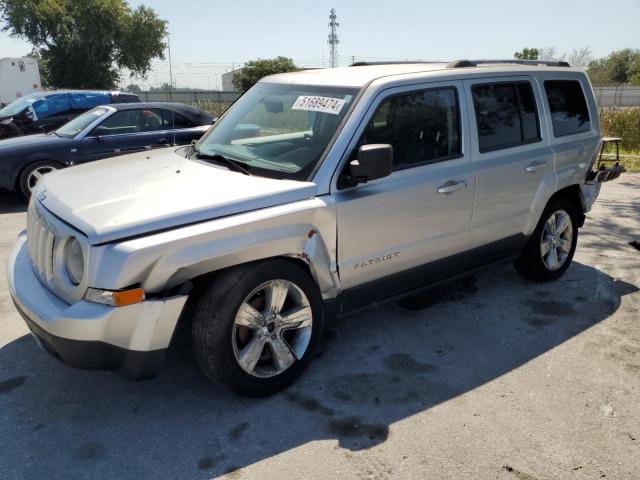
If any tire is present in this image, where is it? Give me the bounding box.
[192,259,325,397]
[515,196,580,282]
[18,161,61,199]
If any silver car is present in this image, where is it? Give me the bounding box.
[7,60,622,396]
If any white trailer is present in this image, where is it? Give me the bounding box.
[0,58,41,107]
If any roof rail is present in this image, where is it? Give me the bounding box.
[350,60,446,67]
[448,59,571,68]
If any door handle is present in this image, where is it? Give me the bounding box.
[525,160,547,173]
[155,138,168,145]
[437,180,468,194]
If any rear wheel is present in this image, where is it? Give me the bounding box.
[192,259,324,396]
[515,197,579,282]
[18,161,61,198]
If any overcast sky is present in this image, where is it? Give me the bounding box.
[1,0,639,90]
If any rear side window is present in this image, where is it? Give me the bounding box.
[161,110,195,129]
[359,87,461,169]
[544,80,590,137]
[472,81,541,153]
[93,109,163,136]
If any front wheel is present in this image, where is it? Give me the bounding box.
[192,259,324,397]
[515,197,579,282]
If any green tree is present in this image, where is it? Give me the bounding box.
[149,82,173,92]
[232,57,299,91]
[588,49,640,85]
[125,83,142,94]
[629,56,640,86]
[0,0,167,89]
[514,48,539,60]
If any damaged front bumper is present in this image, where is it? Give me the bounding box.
[7,233,188,380]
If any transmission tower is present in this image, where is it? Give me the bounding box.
[328,8,339,68]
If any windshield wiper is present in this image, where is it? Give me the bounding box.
[192,149,252,176]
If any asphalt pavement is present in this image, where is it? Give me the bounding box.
[0,177,639,480]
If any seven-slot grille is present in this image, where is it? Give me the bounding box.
[26,202,55,284]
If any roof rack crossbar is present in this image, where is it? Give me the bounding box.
[448,59,571,68]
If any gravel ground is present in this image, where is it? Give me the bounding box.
[0,176,639,480]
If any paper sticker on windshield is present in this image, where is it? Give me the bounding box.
[292,96,346,115]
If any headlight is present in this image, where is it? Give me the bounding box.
[64,237,84,285]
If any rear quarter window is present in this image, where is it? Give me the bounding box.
[544,80,591,137]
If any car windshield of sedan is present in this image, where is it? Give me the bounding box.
[55,107,110,138]
[0,93,43,117]
[193,82,359,180]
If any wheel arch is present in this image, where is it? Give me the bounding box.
[548,184,586,227]
[184,255,320,296]
[166,255,327,351]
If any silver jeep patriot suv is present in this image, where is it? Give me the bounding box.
[8,60,622,396]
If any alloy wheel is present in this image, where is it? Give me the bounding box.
[232,279,313,378]
[540,209,573,271]
[27,165,57,193]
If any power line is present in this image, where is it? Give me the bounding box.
[328,8,339,68]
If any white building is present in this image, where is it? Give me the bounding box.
[221,68,244,92]
[0,58,41,106]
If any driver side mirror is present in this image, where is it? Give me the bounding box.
[343,144,393,187]
[93,126,109,140]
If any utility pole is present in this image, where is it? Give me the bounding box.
[167,33,174,100]
[328,8,339,68]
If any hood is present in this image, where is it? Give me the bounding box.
[36,148,318,244]
[0,133,67,152]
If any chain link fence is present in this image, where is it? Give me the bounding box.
[593,86,640,107]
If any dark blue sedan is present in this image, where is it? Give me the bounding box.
[0,102,214,197]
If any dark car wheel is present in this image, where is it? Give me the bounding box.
[192,259,325,397]
[515,197,579,282]
[18,161,62,198]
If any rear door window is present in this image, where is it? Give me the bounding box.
[544,80,591,137]
[471,81,541,153]
[161,110,195,129]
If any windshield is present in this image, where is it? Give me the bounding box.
[55,107,109,138]
[0,93,43,117]
[194,82,359,180]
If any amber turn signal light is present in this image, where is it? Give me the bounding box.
[112,288,146,307]
[85,287,146,307]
